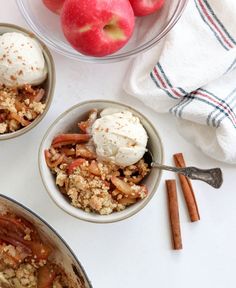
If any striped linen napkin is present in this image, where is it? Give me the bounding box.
[124,0,236,164]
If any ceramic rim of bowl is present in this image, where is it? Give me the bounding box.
[38,100,164,223]
[0,23,55,140]
[16,0,188,63]
[0,193,93,287]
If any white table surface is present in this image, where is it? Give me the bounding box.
[1,1,236,288]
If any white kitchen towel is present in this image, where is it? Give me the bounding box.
[124,0,236,164]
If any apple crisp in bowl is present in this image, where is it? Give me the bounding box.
[39,100,164,223]
[44,107,152,215]
[0,212,71,288]
[0,195,92,288]
[0,24,55,140]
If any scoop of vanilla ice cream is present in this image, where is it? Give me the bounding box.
[92,108,148,167]
[0,32,47,87]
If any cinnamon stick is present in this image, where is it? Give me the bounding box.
[173,153,200,222]
[166,179,183,250]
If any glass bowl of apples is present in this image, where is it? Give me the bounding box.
[16,0,188,63]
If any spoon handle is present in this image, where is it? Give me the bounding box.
[151,163,223,188]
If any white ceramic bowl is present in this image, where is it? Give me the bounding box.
[16,0,187,63]
[0,23,55,140]
[39,100,164,223]
[0,194,92,287]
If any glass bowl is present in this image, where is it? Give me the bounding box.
[16,0,188,63]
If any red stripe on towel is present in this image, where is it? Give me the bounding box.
[198,0,234,49]
[153,67,181,98]
[194,91,236,124]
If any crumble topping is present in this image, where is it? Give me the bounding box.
[0,213,80,288]
[0,84,45,134]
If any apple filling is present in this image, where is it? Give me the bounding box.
[0,213,79,287]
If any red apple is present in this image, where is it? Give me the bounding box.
[129,0,164,17]
[60,0,135,57]
[42,0,65,14]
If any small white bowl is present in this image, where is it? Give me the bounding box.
[0,194,92,287]
[39,100,164,223]
[0,23,55,140]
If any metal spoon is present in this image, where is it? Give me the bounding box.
[145,151,223,189]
